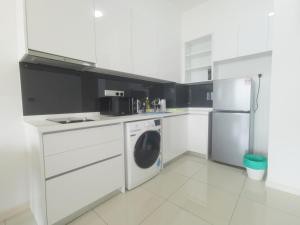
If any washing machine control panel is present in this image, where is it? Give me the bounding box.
[154,119,160,126]
[127,119,161,133]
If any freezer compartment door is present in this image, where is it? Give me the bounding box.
[213,78,252,111]
[212,112,250,167]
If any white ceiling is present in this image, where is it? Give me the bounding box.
[169,0,209,12]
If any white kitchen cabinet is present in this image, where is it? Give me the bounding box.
[162,115,188,164]
[237,0,273,56]
[187,113,210,158]
[184,0,273,64]
[26,0,96,63]
[212,24,239,62]
[131,6,158,79]
[27,124,125,225]
[46,156,123,225]
[94,0,132,73]
[156,3,181,83]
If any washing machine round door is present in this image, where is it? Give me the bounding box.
[134,130,161,169]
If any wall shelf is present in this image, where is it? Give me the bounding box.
[185,50,211,58]
[186,65,211,71]
[185,35,212,83]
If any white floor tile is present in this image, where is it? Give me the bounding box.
[241,178,300,218]
[140,202,211,225]
[94,188,164,225]
[169,179,239,225]
[192,162,246,194]
[176,155,208,165]
[230,197,300,225]
[165,158,202,177]
[68,211,106,225]
[5,211,36,225]
[141,169,189,198]
[8,155,300,225]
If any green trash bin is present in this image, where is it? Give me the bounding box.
[243,154,267,181]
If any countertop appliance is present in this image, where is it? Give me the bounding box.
[125,119,162,190]
[211,78,254,167]
[99,96,131,116]
[99,90,140,116]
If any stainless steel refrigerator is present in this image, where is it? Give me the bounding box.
[211,78,254,167]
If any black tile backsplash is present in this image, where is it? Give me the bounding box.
[189,83,213,108]
[176,84,190,108]
[20,63,213,115]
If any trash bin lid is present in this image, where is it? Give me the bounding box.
[243,154,268,170]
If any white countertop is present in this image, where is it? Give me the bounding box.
[24,108,212,134]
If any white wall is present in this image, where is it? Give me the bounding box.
[214,53,272,155]
[0,0,28,217]
[267,0,300,195]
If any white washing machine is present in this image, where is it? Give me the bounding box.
[125,119,162,190]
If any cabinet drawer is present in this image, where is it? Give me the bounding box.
[43,124,122,156]
[46,156,124,225]
[45,139,123,178]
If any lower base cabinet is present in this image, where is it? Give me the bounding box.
[162,115,188,163]
[187,113,210,158]
[28,124,125,225]
[46,156,123,225]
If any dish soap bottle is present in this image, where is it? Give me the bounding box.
[145,97,151,112]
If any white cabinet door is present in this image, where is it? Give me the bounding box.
[162,115,188,164]
[156,4,181,82]
[94,0,132,73]
[238,16,269,57]
[131,5,158,78]
[187,114,209,158]
[212,24,239,62]
[237,0,273,56]
[26,0,96,63]
[46,156,124,225]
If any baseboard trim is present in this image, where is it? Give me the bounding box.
[185,151,208,159]
[0,202,29,222]
[266,180,300,196]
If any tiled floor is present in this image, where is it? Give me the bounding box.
[3,155,300,225]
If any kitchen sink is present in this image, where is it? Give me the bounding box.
[47,117,95,124]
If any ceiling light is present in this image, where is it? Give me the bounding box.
[268,12,275,17]
[95,10,103,18]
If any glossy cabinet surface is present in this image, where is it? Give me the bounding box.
[28,124,125,225]
[187,113,210,157]
[162,115,188,163]
[212,24,239,62]
[46,156,123,225]
[183,0,273,64]
[94,0,132,73]
[237,0,273,57]
[26,0,96,63]
[131,7,158,78]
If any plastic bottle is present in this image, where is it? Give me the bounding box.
[145,97,151,112]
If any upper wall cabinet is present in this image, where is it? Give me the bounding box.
[237,0,273,57]
[156,3,181,83]
[130,0,181,82]
[182,0,274,65]
[131,3,158,79]
[212,24,239,62]
[26,0,96,63]
[94,0,132,74]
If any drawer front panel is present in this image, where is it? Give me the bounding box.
[43,124,122,156]
[46,156,124,225]
[45,139,123,178]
